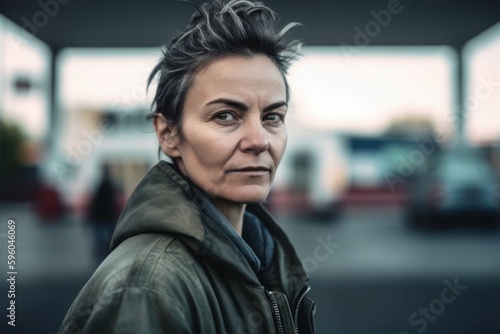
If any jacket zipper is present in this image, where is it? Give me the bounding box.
[294,285,311,334]
[268,291,284,334]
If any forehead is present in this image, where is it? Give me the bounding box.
[188,55,286,102]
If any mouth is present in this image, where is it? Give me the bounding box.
[229,166,271,175]
[237,166,271,172]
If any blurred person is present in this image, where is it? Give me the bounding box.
[87,164,119,259]
[58,0,316,333]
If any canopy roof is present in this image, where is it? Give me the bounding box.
[1,0,499,51]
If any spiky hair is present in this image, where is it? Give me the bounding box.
[147,0,301,130]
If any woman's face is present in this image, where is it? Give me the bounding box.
[161,55,288,204]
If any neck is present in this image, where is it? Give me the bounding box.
[212,199,246,236]
[174,161,247,235]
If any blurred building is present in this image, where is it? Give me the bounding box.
[270,126,349,217]
[0,14,51,204]
[41,48,161,215]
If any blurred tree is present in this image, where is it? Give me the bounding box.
[384,115,435,139]
[0,118,25,171]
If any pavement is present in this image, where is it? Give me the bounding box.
[1,202,499,334]
[278,204,500,334]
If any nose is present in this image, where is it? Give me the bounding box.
[239,116,269,154]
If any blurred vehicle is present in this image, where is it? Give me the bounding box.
[268,127,348,221]
[406,143,500,228]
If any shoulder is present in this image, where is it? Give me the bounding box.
[98,233,206,296]
[69,233,208,312]
[59,234,211,333]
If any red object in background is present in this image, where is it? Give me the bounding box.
[342,186,408,206]
[36,183,64,221]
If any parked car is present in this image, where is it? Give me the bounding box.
[406,143,500,228]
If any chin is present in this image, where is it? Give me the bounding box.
[231,186,270,204]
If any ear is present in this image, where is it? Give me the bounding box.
[153,113,181,158]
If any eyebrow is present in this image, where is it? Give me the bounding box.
[205,98,288,112]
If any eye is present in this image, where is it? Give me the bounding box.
[214,111,236,122]
[263,113,285,124]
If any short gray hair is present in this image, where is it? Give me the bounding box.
[147,0,301,132]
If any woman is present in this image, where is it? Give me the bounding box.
[59,0,315,333]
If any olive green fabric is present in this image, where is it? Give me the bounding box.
[58,161,315,333]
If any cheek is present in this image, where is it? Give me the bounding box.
[181,129,233,169]
[271,131,288,165]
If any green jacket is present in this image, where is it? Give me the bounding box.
[59,161,316,334]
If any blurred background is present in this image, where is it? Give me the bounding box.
[1,0,500,333]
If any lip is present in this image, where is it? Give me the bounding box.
[229,166,271,175]
[235,166,271,172]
